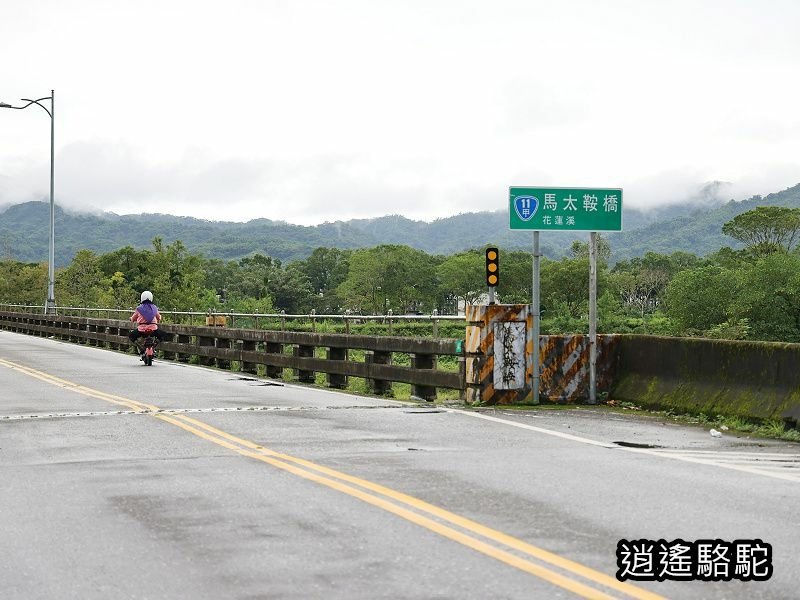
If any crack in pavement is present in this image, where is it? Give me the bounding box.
[0,404,437,421]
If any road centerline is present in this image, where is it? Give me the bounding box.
[0,357,665,600]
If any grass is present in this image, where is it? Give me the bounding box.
[610,404,800,443]
[223,346,460,402]
[172,316,468,340]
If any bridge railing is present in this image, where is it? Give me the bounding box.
[0,303,464,336]
[0,309,465,401]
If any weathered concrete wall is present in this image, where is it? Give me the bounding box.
[0,311,464,399]
[465,304,532,405]
[540,334,618,403]
[611,335,800,423]
[464,301,618,403]
[5,309,800,419]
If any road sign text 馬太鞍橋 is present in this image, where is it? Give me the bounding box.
[509,187,623,231]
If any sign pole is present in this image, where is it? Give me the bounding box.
[509,187,621,406]
[588,231,597,404]
[532,231,540,404]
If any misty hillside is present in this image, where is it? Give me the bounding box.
[606,183,800,261]
[1,183,799,267]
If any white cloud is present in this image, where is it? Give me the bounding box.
[1,0,799,224]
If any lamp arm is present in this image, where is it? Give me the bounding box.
[2,97,53,118]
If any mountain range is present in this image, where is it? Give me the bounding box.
[1,183,799,267]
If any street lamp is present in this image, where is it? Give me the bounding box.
[0,90,56,314]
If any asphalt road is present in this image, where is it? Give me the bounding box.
[1,330,798,600]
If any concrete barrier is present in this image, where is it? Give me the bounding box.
[611,335,800,423]
[4,309,800,421]
[539,334,618,403]
[0,311,464,400]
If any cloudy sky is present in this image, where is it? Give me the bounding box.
[1,0,799,225]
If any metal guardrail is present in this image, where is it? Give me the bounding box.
[0,304,465,336]
[0,310,465,400]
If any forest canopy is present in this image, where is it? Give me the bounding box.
[2,208,800,343]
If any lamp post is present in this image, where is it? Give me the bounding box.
[0,90,56,314]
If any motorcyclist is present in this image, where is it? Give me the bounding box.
[128,291,169,357]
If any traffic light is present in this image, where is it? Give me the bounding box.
[485,247,499,287]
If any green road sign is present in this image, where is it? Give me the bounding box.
[509,187,623,231]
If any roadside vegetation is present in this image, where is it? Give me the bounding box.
[2,207,800,343]
[462,401,800,442]
[609,402,800,443]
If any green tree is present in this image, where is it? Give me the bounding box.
[728,253,800,341]
[540,257,609,319]
[143,238,216,310]
[337,245,437,314]
[664,265,739,332]
[707,246,750,269]
[101,271,137,308]
[499,250,533,304]
[235,254,277,300]
[293,248,351,313]
[611,251,700,318]
[269,265,315,314]
[721,206,800,255]
[202,258,239,299]
[436,251,485,311]
[97,246,152,293]
[56,249,103,307]
[435,248,532,310]
[569,234,612,264]
[0,261,48,305]
[611,269,668,318]
[294,248,350,295]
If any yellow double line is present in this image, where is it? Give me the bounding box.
[0,357,665,600]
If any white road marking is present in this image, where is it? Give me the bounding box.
[451,409,800,483]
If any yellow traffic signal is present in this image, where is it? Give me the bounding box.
[485,247,499,287]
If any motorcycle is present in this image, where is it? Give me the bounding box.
[136,334,159,366]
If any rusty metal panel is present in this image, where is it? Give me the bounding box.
[465,356,482,384]
[479,352,493,385]
[464,304,532,405]
[539,334,619,403]
[466,387,482,404]
[479,322,495,355]
[465,304,486,324]
[494,389,529,404]
[465,325,481,353]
